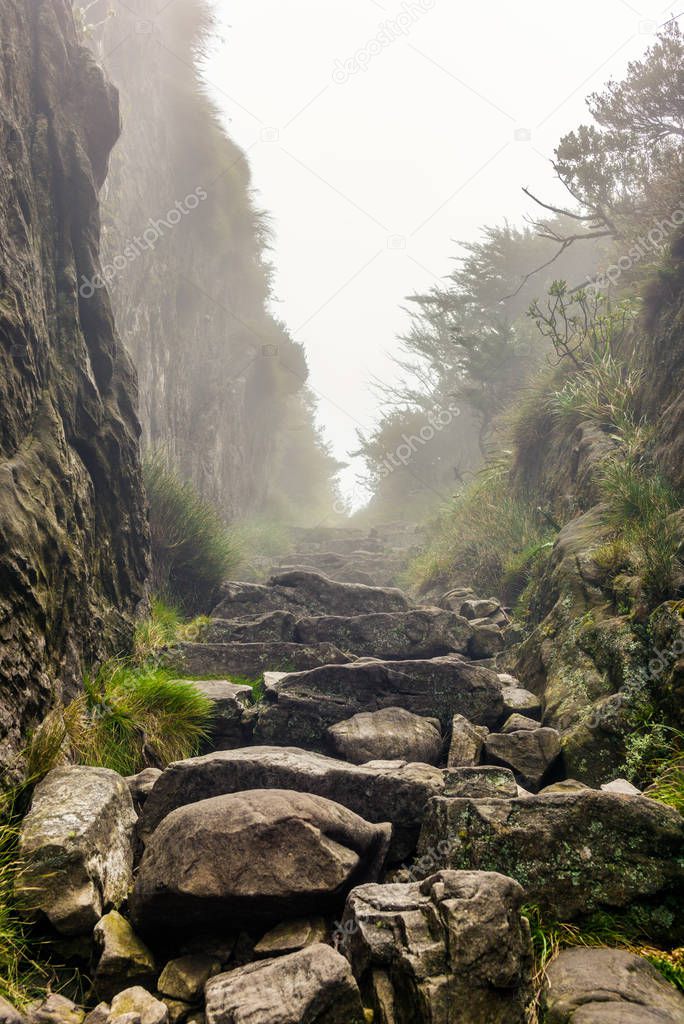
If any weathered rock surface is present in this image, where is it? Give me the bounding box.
[183,680,253,750]
[417,791,684,941]
[204,944,365,1024]
[254,656,504,749]
[158,956,221,1003]
[0,0,149,779]
[502,713,540,733]
[27,996,84,1024]
[0,998,24,1024]
[138,747,444,861]
[447,713,488,766]
[161,641,349,678]
[254,918,328,957]
[327,708,443,765]
[544,947,684,1023]
[341,870,533,1024]
[92,911,156,1001]
[461,598,501,620]
[109,988,168,1024]
[201,613,296,644]
[468,622,505,659]
[212,572,409,621]
[500,685,542,719]
[131,790,391,933]
[294,608,472,660]
[444,766,518,799]
[17,767,136,935]
[125,769,162,808]
[484,727,562,790]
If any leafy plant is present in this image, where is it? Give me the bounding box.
[528,282,637,368]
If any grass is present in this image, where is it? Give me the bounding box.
[549,351,645,444]
[132,597,209,663]
[644,728,684,814]
[143,451,243,613]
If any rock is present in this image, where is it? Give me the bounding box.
[17,766,137,935]
[254,656,504,749]
[110,989,168,1024]
[468,622,505,659]
[447,714,488,766]
[92,911,156,1001]
[137,747,444,862]
[0,999,25,1024]
[201,612,297,643]
[160,1001,191,1024]
[460,598,501,620]
[540,779,591,794]
[131,790,391,934]
[125,769,162,808]
[82,1005,109,1024]
[444,766,518,799]
[416,791,684,941]
[544,947,684,1023]
[183,680,253,750]
[439,587,475,612]
[484,728,562,790]
[254,918,328,957]
[601,778,641,795]
[158,956,221,1003]
[204,944,365,1024]
[26,998,84,1024]
[500,685,542,719]
[294,608,472,660]
[327,708,443,765]
[340,870,533,1024]
[502,713,540,733]
[160,641,349,679]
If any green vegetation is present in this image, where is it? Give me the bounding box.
[143,452,243,613]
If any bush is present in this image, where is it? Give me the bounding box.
[132,597,208,663]
[143,451,242,613]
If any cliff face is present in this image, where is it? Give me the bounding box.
[0,0,149,777]
[85,0,317,519]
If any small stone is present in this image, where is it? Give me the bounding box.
[601,778,641,796]
[254,917,328,957]
[26,997,84,1024]
[93,911,156,1000]
[460,598,501,620]
[500,686,542,719]
[110,989,168,1024]
[502,714,539,733]
[447,714,488,767]
[444,766,518,799]
[540,779,591,794]
[158,956,222,1003]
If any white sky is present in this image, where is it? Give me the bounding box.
[199,0,679,504]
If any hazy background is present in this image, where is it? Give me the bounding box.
[201,0,676,505]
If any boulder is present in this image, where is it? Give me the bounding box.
[160,641,349,679]
[254,918,327,957]
[294,608,472,660]
[131,790,391,934]
[109,989,168,1024]
[447,714,488,767]
[92,911,156,1001]
[125,769,162,808]
[158,956,221,1003]
[25,998,83,1024]
[468,622,505,659]
[484,728,562,790]
[544,947,684,1023]
[204,944,365,1024]
[211,572,408,621]
[137,747,444,862]
[327,708,442,765]
[460,598,501,620]
[201,612,297,643]
[502,713,540,733]
[444,766,518,799]
[500,685,542,719]
[253,656,504,749]
[416,791,684,942]
[17,766,136,935]
[340,870,533,1024]
[184,680,253,750]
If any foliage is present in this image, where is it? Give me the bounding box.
[549,351,644,442]
[143,451,243,613]
[132,598,208,663]
[644,729,684,814]
[528,283,637,368]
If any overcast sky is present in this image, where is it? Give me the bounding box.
[201,0,677,505]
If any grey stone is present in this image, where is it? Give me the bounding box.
[327,708,443,765]
[447,714,488,767]
[500,685,542,719]
[26,999,84,1024]
[540,779,592,794]
[600,778,641,796]
[460,598,501,620]
[160,641,349,680]
[502,713,540,733]
[484,728,562,790]
[294,607,472,660]
[17,767,136,935]
[212,572,409,620]
[201,612,296,643]
[125,769,162,807]
[158,956,221,1003]
[92,911,156,1001]
[0,999,25,1024]
[254,918,328,957]
[110,989,168,1024]
[468,622,505,659]
[444,766,518,799]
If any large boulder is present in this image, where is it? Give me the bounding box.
[416,791,684,942]
[204,944,365,1024]
[130,789,391,934]
[137,747,445,862]
[253,656,504,749]
[340,870,533,1024]
[327,708,443,765]
[544,947,684,1023]
[160,641,349,679]
[17,767,137,935]
[294,608,472,660]
[484,728,562,790]
[201,612,297,643]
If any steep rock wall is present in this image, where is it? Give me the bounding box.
[0,0,149,777]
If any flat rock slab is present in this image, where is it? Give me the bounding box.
[544,947,684,1023]
[205,944,365,1024]
[327,707,443,765]
[294,608,472,660]
[416,791,684,942]
[254,917,327,957]
[253,656,504,750]
[17,766,136,936]
[160,641,349,679]
[340,870,533,1024]
[131,789,391,934]
[137,746,445,862]
[201,612,297,644]
[443,766,518,799]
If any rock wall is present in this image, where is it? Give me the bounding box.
[84,0,320,519]
[0,0,149,778]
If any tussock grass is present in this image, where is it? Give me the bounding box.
[133,598,209,663]
[645,728,684,815]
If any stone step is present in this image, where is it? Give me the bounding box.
[160,641,350,679]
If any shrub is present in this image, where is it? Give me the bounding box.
[143,451,242,613]
[132,598,209,663]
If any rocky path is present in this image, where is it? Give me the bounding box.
[14,530,684,1024]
